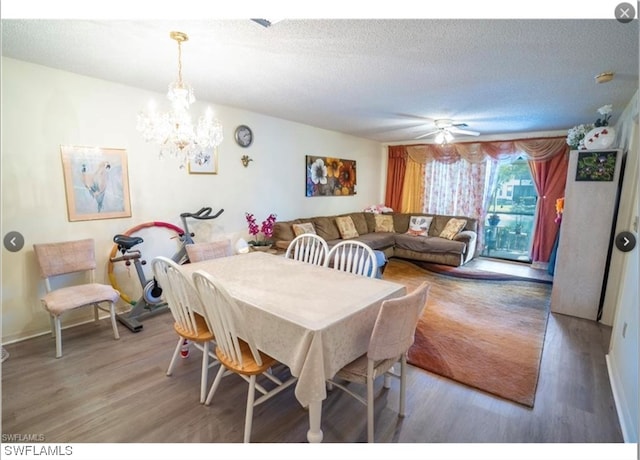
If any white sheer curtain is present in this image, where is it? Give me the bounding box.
[423,158,492,217]
[423,157,499,251]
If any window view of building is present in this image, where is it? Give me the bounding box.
[483,159,537,262]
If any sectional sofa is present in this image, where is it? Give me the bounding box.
[273,212,478,267]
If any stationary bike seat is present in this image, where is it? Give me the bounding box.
[113,234,144,250]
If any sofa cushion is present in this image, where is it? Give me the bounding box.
[429,214,477,236]
[440,218,467,240]
[273,220,299,242]
[429,215,460,237]
[394,234,466,254]
[363,212,377,233]
[391,213,411,234]
[292,222,317,236]
[406,215,433,236]
[355,232,396,250]
[313,216,341,240]
[335,216,359,239]
[346,212,369,235]
[374,214,395,232]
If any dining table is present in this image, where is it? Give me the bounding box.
[178,251,406,442]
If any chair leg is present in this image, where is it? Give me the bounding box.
[49,315,56,338]
[244,375,257,443]
[109,303,120,340]
[54,316,63,358]
[166,337,183,376]
[399,356,407,417]
[94,304,99,322]
[200,341,210,404]
[367,371,375,443]
[205,365,227,406]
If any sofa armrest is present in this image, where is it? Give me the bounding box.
[454,230,477,263]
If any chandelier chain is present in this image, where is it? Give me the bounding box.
[176,39,183,87]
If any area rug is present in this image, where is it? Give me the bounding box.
[384,258,551,407]
[409,258,551,283]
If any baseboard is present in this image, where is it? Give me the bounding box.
[530,261,548,271]
[1,312,119,346]
[606,353,638,442]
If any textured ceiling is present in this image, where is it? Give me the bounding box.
[1,19,638,143]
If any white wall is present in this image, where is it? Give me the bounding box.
[0,57,385,342]
[605,92,639,442]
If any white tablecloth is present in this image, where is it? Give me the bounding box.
[178,251,406,408]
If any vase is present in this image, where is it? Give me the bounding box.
[583,126,616,150]
[250,244,273,252]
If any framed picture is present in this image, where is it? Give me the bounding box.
[575,150,617,182]
[188,148,218,174]
[305,155,357,197]
[60,145,132,221]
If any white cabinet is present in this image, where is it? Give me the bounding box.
[551,149,623,320]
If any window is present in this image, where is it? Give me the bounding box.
[483,158,538,262]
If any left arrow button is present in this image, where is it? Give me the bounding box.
[4,231,25,252]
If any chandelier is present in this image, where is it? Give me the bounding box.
[136,31,223,167]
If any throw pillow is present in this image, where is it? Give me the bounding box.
[439,218,467,240]
[292,222,317,237]
[374,214,395,233]
[335,216,359,239]
[406,216,433,237]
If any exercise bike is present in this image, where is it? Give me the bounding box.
[110,207,224,332]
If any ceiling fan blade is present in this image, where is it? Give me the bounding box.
[449,127,480,136]
[415,129,440,139]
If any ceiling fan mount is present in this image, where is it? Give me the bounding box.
[415,118,480,142]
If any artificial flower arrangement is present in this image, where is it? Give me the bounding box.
[363,204,394,214]
[566,104,612,150]
[245,212,277,246]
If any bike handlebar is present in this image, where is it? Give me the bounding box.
[180,207,224,220]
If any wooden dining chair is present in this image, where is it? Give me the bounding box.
[325,240,378,278]
[192,270,298,443]
[326,281,430,442]
[185,239,234,263]
[151,256,218,403]
[33,238,121,358]
[284,233,329,266]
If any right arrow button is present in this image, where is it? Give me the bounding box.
[615,231,636,252]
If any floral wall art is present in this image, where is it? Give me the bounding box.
[575,150,617,181]
[305,155,357,197]
[60,145,132,221]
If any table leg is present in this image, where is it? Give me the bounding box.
[306,400,323,442]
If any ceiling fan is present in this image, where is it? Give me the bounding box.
[415,119,480,143]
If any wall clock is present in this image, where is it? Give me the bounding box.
[234,125,253,148]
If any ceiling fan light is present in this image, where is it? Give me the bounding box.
[444,131,454,143]
[595,71,614,84]
[434,131,446,144]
